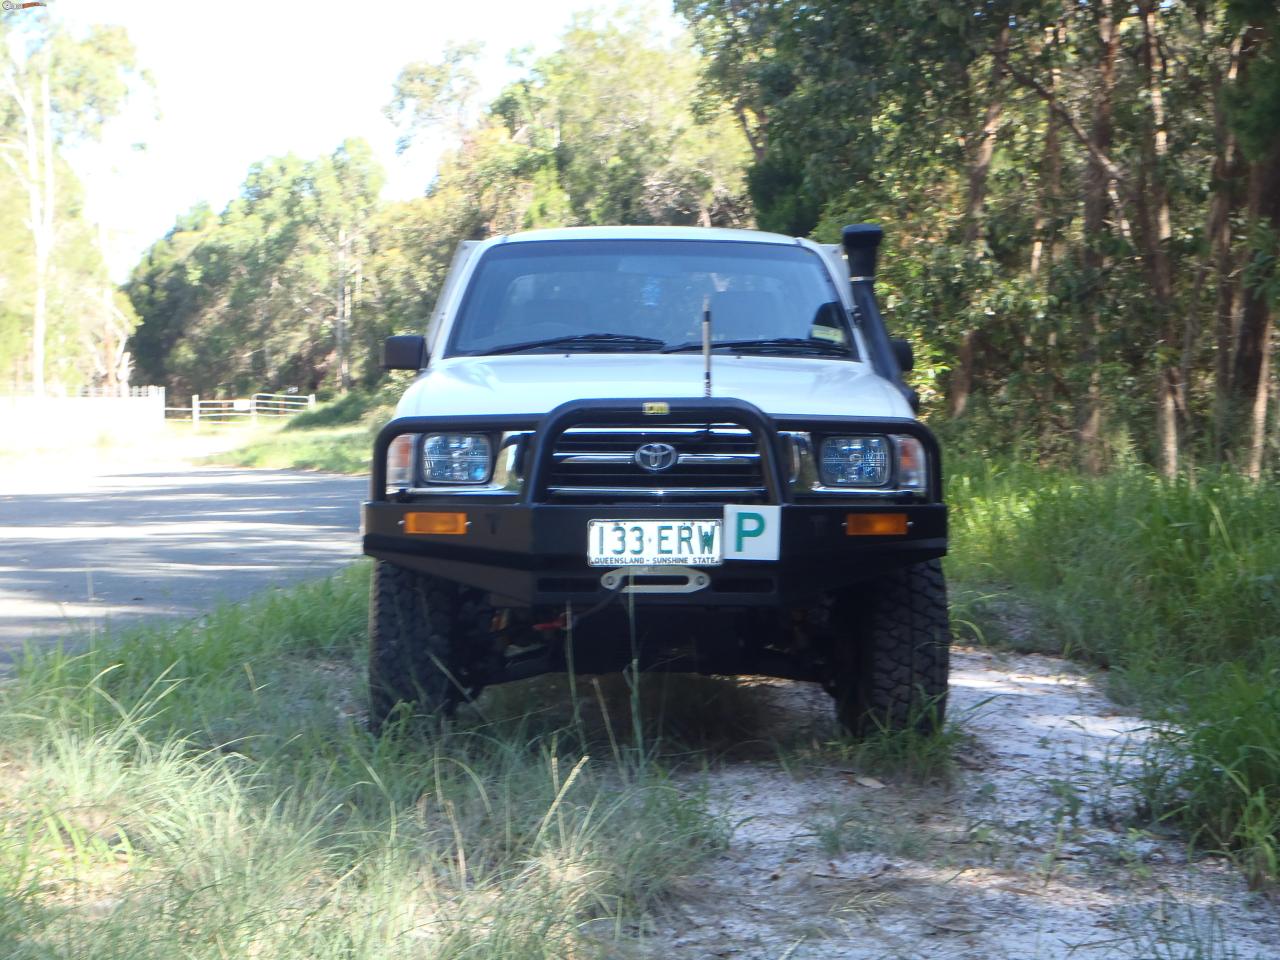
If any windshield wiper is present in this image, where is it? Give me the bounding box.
[483,333,667,355]
[661,337,851,356]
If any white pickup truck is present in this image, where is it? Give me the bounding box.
[362,224,950,735]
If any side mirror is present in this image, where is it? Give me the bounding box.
[382,334,426,371]
[890,338,914,372]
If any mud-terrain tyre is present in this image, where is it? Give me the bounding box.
[828,559,951,737]
[367,561,489,734]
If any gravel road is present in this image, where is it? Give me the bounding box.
[0,455,365,658]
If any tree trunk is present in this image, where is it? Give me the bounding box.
[1029,70,1061,279]
[1236,139,1280,476]
[1233,146,1280,410]
[3,63,56,396]
[336,226,351,393]
[1204,32,1248,459]
[950,333,975,419]
[733,103,766,164]
[1136,1,1179,476]
[962,36,1006,253]
[1245,326,1272,480]
[950,25,1008,419]
[1078,0,1117,474]
[1030,16,1064,452]
[32,68,55,395]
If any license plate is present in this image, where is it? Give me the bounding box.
[587,519,722,567]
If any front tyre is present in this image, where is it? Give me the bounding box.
[368,561,485,734]
[827,559,951,736]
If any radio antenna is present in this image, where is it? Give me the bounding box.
[701,294,712,397]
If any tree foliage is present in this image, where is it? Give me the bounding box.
[0,12,141,394]
[128,16,752,398]
[679,0,1280,475]
[113,3,1280,475]
[127,141,385,396]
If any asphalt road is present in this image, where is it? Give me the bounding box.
[0,462,366,658]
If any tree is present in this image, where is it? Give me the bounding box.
[388,15,753,234]
[1224,0,1280,478]
[385,41,482,155]
[127,143,385,397]
[681,0,1279,476]
[304,139,385,392]
[0,14,138,393]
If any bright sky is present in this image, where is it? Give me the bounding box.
[51,0,678,281]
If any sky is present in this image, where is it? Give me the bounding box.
[49,0,679,281]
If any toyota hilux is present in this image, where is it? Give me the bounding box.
[362,223,949,735]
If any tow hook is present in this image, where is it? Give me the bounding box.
[599,566,711,594]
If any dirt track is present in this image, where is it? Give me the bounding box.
[642,648,1279,959]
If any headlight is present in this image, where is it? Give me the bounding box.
[423,433,492,484]
[820,436,890,486]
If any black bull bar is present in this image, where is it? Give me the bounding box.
[369,396,943,503]
[363,397,946,606]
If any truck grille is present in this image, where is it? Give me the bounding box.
[546,425,766,500]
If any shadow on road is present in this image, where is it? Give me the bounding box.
[0,465,367,656]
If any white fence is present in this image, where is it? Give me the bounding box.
[1,386,167,445]
[164,392,316,425]
[78,385,165,399]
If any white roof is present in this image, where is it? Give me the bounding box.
[498,225,804,245]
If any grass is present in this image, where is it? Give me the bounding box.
[779,694,967,787]
[206,394,1280,885]
[209,422,372,473]
[0,565,732,958]
[207,382,404,475]
[188,391,1280,888]
[946,458,1280,885]
[0,555,983,955]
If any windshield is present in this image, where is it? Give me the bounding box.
[445,239,857,359]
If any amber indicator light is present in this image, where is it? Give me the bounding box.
[844,512,909,536]
[403,511,469,535]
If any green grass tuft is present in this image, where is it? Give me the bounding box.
[0,564,728,957]
[204,422,372,474]
[947,457,1280,884]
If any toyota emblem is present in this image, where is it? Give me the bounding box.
[634,442,678,473]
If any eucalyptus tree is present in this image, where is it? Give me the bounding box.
[387,15,752,235]
[0,13,138,393]
[302,139,384,392]
[128,143,385,397]
[677,0,1279,476]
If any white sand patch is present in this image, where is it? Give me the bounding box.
[648,648,1279,959]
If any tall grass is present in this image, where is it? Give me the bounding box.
[0,565,727,958]
[947,459,1280,884]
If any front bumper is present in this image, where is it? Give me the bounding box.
[362,397,947,606]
